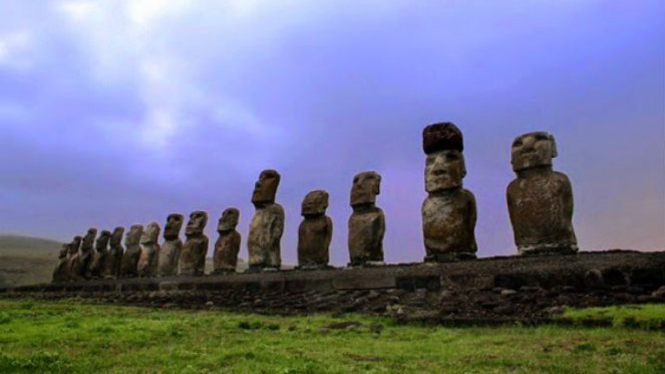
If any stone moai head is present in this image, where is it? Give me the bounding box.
[302,190,329,217]
[140,222,161,245]
[251,169,281,206]
[164,214,184,240]
[185,211,208,236]
[110,227,124,247]
[81,228,98,251]
[511,131,557,172]
[125,225,143,247]
[350,171,381,207]
[68,236,82,255]
[217,208,239,232]
[59,244,68,259]
[423,122,466,193]
[95,230,111,252]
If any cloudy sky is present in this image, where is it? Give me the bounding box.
[1,0,663,265]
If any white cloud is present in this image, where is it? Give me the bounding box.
[0,31,32,69]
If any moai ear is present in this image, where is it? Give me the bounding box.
[374,174,381,195]
[549,134,558,158]
[461,153,467,178]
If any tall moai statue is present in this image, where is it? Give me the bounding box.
[421,123,477,262]
[157,214,184,277]
[348,171,385,266]
[120,224,143,278]
[178,211,209,276]
[247,169,285,271]
[52,244,70,283]
[66,235,83,281]
[297,190,333,269]
[507,131,577,255]
[138,222,161,277]
[213,208,241,274]
[79,228,98,279]
[89,230,111,279]
[103,227,124,279]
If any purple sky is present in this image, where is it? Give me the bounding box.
[1,1,663,265]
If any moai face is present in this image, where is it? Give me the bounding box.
[217,208,239,232]
[59,244,68,259]
[163,214,184,240]
[81,228,98,251]
[110,227,124,247]
[68,236,82,255]
[95,230,111,252]
[185,211,208,236]
[251,169,281,206]
[350,172,381,207]
[140,222,161,245]
[425,149,466,192]
[125,225,143,247]
[422,122,465,193]
[511,131,557,172]
[302,190,329,217]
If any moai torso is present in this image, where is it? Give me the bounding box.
[120,225,143,278]
[297,191,333,269]
[248,170,284,270]
[507,132,577,255]
[421,123,477,261]
[178,211,209,276]
[157,214,183,277]
[422,189,477,258]
[348,172,385,266]
[103,227,124,279]
[52,245,70,283]
[89,230,110,279]
[213,208,241,273]
[138,222,161,277]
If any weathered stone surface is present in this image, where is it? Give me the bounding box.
[157,214,183,277]
[422,123,477,262]
[120,225,143,278]
[89,230,110,279]
[138,222,161,277]
[507,132,577,255]
[65,236,82,281]
[52,244,70,283]
[213,208,241,274]
[348,171,385,266]
[178,211,209,276]
[298,190,332,269]
[103,227,124,279]
[248,170,284,270]
[79,228,97,279]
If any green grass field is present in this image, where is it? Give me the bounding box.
[0,298,663,374]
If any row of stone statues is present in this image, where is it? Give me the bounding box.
[53,123,577,282]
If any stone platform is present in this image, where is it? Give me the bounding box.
[2,250,664,324]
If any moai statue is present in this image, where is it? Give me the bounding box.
[213,208,241,274]
[157,214,184,277]
[247,169,285,271]
[66,236,82,281]
[120,224,143,278]
[79,228,97,279]
[421,123,477,262]
[348,171,385,266]
[137,222,161,277]
[103,227,125,279]
[297,190,333,269]
[52,244,70,283]
[89,230,111,279]
[507,131,577,255]
[178,211,209,276]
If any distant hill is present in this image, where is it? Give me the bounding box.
[0,235,62,287]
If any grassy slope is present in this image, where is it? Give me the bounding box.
[0,235,62,287]
[0,299,662,374]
